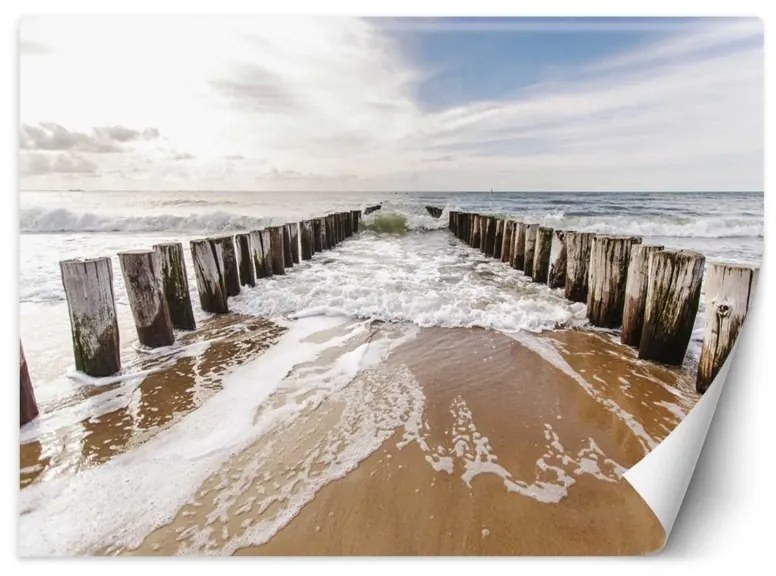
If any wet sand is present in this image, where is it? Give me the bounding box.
[19,319,697,556]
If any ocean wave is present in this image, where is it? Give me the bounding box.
[20,207,275,234]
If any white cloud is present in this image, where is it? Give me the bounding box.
[19,16,762,191]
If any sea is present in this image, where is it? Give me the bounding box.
[17,190,763,555]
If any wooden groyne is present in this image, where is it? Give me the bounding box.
[47,210,363,405]
[448,210,758,394]
[20,343,38,426]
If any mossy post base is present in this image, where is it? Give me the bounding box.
[118,250,175,348]
[235,233,256,287]
[20,343,39,426]
[60,257,121,376]
[190,239,229,314]
[696,263,758,393]
[564,231,594,303]
[587,235,642,328]
[548,230,567,289]
[153,242,196,331]
[532,226,553,284]
[621,244,664,347]
[638,249,705,365]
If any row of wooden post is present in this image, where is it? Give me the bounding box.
[36,210,363,409]
[447,211,758,394]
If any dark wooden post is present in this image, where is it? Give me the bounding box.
[484,217,497,256]
[532,226,553,283]
[587,235,641,328]
[339,212,347,241]
[621,244,664,347]
[638,250,705,365]
[493,219,504,259]
[212,236,240,297]
[523,224,538,277]
[118,250,175,348]
[282,225,294,267]
[351,210,361,233]
[153,242,196,331]
[344,211,352,237]
[301,220,314,260]
[327,215,337,248]
[564,231,594,303]
[313,218,324,252]
[60,257,121,376]
[696,263,758,393]
[249,231,265,279]
[20,343,39,426]
[512,222,526,270]
[235,233,256,287]
[268,226,286,275]
[548,230,567,289]
[448,210,456,235]
[501,221,514,263]
[190,239,229,314]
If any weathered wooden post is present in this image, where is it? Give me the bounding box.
[301,220,314,260]
[564,231,594,303]
[448,210,456,235]
[621,244,664,347]
[548,230,567,289]
[523,224,538,277]
[190,239,229,313]
[235,233,256,288]
[340,212,347,241]
[118,250,175,348]
[268,226,286,275]
[512,222,526,270]
[493,219,504,259]
[344,211,352,237]
[501,221,514,264]
[153,242,196,331]
[482,217,495,256]
[313,218,324,252]
[282,225,294,267]
[696,263,758,393]
[587,235,641,328]
[351,210,361,234]
[20,343,39,426]
[532,226,553,283]
[212,236,240,297]
[287,223,300,264]
[471,215,481,248]
[326,215,336,248]
[638,249,705,365]
[249,231,265,279]
[60,257,121,376]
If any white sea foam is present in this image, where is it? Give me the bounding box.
[18,316,421,556]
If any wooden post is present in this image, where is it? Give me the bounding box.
[351,210,361,233]
[548,230,567,289]
[564,231,594,303]
[301,220,314,260]
[60,257,121,376]
[532,226,553,284]
[501,221,514,263]
[344,211,352,237]
[696,263,758,393]
[512,222,526,270]
[20,343,39,426]
[492,219,504,259]
[268,226,286,275]
[340,212,347,241]
[364,203,381,215]
[471,215,481,248]
[118,250,175,348]
[190,239,229,314]
[249,231,265,279]
[313,218,324,252]
[153,242,196,331]
[326,215,336,248]
[638,250,705,365]
[621,244,664,347]
[212,236,240,297]
[523,224,538,277]
[587,235,641,328]
[282,225,294,267]
[235,233,256,288]
[285,223,300,265]
[448,210,457,235]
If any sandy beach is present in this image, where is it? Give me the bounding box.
[20,315,696,556]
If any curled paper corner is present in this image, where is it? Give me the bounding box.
[624,341,738,539]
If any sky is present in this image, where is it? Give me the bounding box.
[18,16,763,192]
